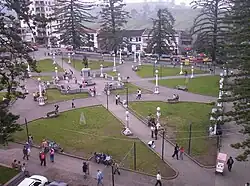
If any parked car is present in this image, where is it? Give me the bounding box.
[48,181,68,186]
[18,175,49,186]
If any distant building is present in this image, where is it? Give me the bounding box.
[176,30,193,55]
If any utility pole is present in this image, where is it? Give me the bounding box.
[188,123,192,155]
[133,142,136,170]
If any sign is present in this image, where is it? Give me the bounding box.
[80,112,86,124]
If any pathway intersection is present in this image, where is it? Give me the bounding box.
[1,51,249,186]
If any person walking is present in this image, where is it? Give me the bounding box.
[23,145,29,160]
[72,99,75,108]
[154,127,158,140]
[39,151,46,166]
[136,89,142,100]
[227,156,234,172]
[113,162,120,175]
[96,170,104,186]
[82,162,88,179]
[172,144,179,160]
[179,146,184,160]
[115,94,119,105]
[151,125,155,138]
[49,148,55,163]
[155,171,162,186]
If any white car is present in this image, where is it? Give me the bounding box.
[18,175,49,186]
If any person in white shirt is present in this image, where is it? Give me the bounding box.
[148,140,155,148]
[155,171,162,186]
[151,126,155,138]
[136,89,142,100]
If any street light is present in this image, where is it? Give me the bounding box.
[119,49,122,65]
[55,66,58,80]
[125,110,129,128]
[52,52,56,64]
[179,62,184,75]
[100,64,104,78]
[156,107,161,127]
[190,66,194,78]
[134,51,136,63]
[37,78,45,106]
[138,52,141,66]
[68,53,71,64]
[154,70,159,94]
[113,54,116,72]
[27,63,31,77]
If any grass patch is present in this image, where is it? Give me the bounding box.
[14,106,175,177]
[112,83,152,95]
[37,59,64,72]
[46,89,89,103]
[32,76,53,81]
[64,58,113,71]
[130,101,216,166]
[156,76,220,97]
[0,165,19,184]
[106,71,118,76]
[136,65,206,78]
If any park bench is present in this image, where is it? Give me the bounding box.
[175,85,188,91]
[132,65,139,71]
[167,97,179,103]
[46,110,59,118]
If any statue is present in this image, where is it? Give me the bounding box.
[82,56,88,68]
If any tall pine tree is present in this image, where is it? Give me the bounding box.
[191,0,230,64]
[0,0,36,144]
[98,0,130,54]
[222,0,250,161]
[147,8,176,59]
[53,0,95,50]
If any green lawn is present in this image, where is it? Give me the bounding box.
[46,89,89,103]
[32,76,53,81]
[37,59,64,72]
[64,58,114,71]
[156,76,220,97]
[112,83,152,95]
[14,106,176,177]
[136,65,206,78]
[130,101,216,166]
[0,165,19,184]
[106,71,118,76]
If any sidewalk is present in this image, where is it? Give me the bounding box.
[96,96,215,186]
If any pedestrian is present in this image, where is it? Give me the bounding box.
[93,86,96,96]
[11,159,17,169]
[113,162,120,175]
[72,99,75,108]
[136,89,142,99]
[179,146,184,160]
[148,140,155,148]
[245,182,250,186]
[154,127,158,140]
[21,163,26,172]
[227,156,234,172]
[151,125,155,138]
[17,161,21,171]
[28,134,33,146]
[39,151,46,166]
[82,162,88,179]
[155,171,162,186]
[96,170,104,186]
[55,104,59,112]
[172,144,179,160]
[23,145,29,160]
[49,148,55,162]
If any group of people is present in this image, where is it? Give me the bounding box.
[94,152,113,166]
[11,159,26,173]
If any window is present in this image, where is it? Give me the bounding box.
[136,37,138,42]
[138,37,141,41]
[129,38,132,41]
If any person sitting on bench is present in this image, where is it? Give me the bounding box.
[173,94,179,100]
[148,140,155,148]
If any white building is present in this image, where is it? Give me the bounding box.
[19,0,59,44]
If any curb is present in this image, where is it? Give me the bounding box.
[125,105,216,169]
[106,105,179,180]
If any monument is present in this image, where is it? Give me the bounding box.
[81,68,95,86]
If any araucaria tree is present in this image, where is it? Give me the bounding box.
[191,0,230,63]
[221,0,250,161]
[0,1,36,144]
[53,0,95,50]
[99,0,130,53]
[147,8,176,59]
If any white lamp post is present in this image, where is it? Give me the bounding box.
[55,66,58,80]
[37,78,45,106]
[113,54,116,72]
[27,64,31,77]
[52,52,56,64]
[119,49,122,64]
[190,66,194,78]
[117,73,121,85]
[134,51,136,63]
[68,53,71,64]
[154,69,159,94]
[125,110,129,128]
[138,52,141,66]
[156,107,161,125]
[179,62,183,74]
[100,64,104,78]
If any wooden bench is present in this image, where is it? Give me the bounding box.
[46,111,59,118]
[175,85,188,91]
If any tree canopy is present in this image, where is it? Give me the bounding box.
[147,8,176,58]
[53,0,96,50]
